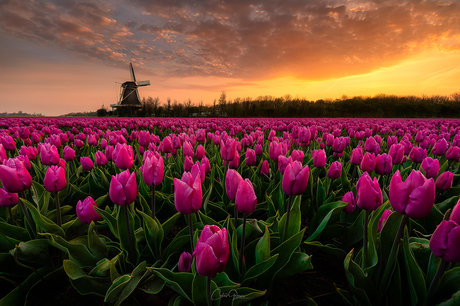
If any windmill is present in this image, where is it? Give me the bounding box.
[111,62,150,112]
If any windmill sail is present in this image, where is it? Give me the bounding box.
[129,62,136,83]
[111,62,150,109]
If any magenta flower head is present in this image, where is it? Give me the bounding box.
[182,141,194,158]
[342,191,356,214]
[113,143,134,170]
[191,162,206,184]
[161,136,173,154]
[225,169,243,201]
[269,141,284,162]
[409,147,427,164]
[421,157,440,179]
[0,158,33,193]
[228,152,240,169]
[389,170,435,219]
[109,169,137,206]
[332,137,346,153]
[76,196,101,224]
[0,144,6,164]
[432,139,448,156]
[201,157,211,174]
[178,252,193,272]
[327,161,342,180]
[220,139,237,161]
[245,148,257,167]
[282,161,309,196]
[450,199,460,225]
[196,145,206,160]
[278,155,293,175]
[312,149,326,169]
[259,160,269,177]
[446,146,460,162]
[80,156,94,171]
[375,153,393,176]
[356,172,382,211]
[350,147,363,166]
[389,144,405,165]
[291,150,304,163]
[74,139,85,149]
[1,135,16,151]
[430,220,460,262]
[0,188,19,207]
[40,143,60,166]
[142,154,164,186]
[184,155,194,172]
[95,151,108,167]
[387,136,398,149]
[193,225,229,278]
[360,152,376,173]
[436,171,454,191]
[43,165,66,193]
[138,130,150,147]
[378,209,393,233]
[174,172,202,214]
[255,144,263,156]
[235,179,257,214]
[364,136,380,155]
[105,145,114,161]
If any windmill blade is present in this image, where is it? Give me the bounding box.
[129,62,136,83]
[137,80,150,86]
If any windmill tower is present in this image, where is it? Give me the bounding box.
[111,62,150,113]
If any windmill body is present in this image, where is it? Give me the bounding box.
[111,62,150,111]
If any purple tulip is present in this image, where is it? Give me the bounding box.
[225,169,243,201]
[174,172,202,214]
[235,179,257,214]
[450,199,460,225]
[43,165,66,193]
[446,146,460,162]
[409,147,427,164]
[182,141,194,158]
[421,157,440,179]
[436,171,454,191]
[112,143,134,170]
[142,154,164,186]
[364,137,380,155]
[312,149,326,169]
[196,145,205,160]
[350,147,363,166]
[378,209,393,233]
[255,144,263,156]
[193,225,229,278]
[259,160,269,177]
[109,169,137,206]
[327,161,342,180]
[360,152,376,173]
[430,220,460,262]
[389,170,435,219]
[342,191,356,214]
[178,252,193,272]
[282,161,309,196]
[375,153,393,176]
[95,151,108,167]
[278,155,293,175]
[0,188,19,207]
[228,152,240,169]
[0,158,33,193]
[245,149,257,167]
[356,172,382,211]
[432,139,448,156]
[290,150,304,163]
[39,143,60,166]
[220,139,237,161]
[76,196,101,224]
[80,156,94,171]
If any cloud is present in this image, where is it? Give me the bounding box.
[1,0,460,81]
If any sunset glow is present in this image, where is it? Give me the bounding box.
[1,0,460,116]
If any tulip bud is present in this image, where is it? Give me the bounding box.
[388,144,405,165]
[430,220,460,262]
[378,209,393,233]
[178,252,193,272]
[0,158,33,193]
[112,143,134,170]
[105,145,114,161]
[95,151,108,167]
[342,191,355,214]
[451,199,460,225]
[282,161,309,196]
[191,162,206,184]
[327,161,342,180]
[421,157,440,179]
[389,170,435,219]
[44,165,66,193]
[220,139,237,161]
[350,147,363,166]
[255,144,263,156]
[278,155,293,175]
[109,170,137,206]
[259,160,269,177]
[375,153,393,176]
[360,152,376,173]
[0,188,19,207]
[290,150,304,163]
[196,145,205,160]
[356,172,382,211]
[446,146,460,162]
[245,149,257,167]
[76,196,101,224]
[432,139,448,156]
[436,171,454,191]
[235,179,257,214]
[193,225,229,278]
[228,152,240,169]
[80,156,94,171]
[312,149,326,169]
[40,143,60,166]
[226,169,243,201]
[142,155,164,186]
[182,141,194,158]
[174,172,202,214]
[201,157,211,174]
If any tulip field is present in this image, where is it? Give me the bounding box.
[2,117,460,305]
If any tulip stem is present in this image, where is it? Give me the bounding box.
[239,213,247,277]
[425,259,447,306]
[234,205,238,229]
[151,185,156,220]
[380,214,409,296]
[283,195,293,242]
[362,210,369,270]
[124,204,135,262]
[206,276,212,306]
[55,192,62,227]
[188,214,194,252]
[8,207,14,225]
[19,193,36,239]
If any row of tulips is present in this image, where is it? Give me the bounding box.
[1,117,460,305]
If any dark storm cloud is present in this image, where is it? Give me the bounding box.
[1,0,460,80]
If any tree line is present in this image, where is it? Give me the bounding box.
[97,92,460,118]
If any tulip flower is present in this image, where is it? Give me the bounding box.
[446,146,460,162]
[0,188,19,208]
[430,220,460,262]
[350,147,364,165]
[0,144,6,164]
[327,161,342,180]
[225,169,243,202]
[142,154,164,219]
[389,170,435,219]
[409,147,427,164]
[109,169,137,206]
[356,172,382,212]
[40,143,60,166]
[245,148,257,166]
[364,136,380,155]
[432,139,448,156]
[259,160,269,177]
[80,156,94,171]
[112,143,134,170]
[278,155,293,175]
[196,145,206,160]
[220,139,237,161]
[201,157,211,174]
[360,152,376,173]
[74,139,84,149]
[235,179,257,214]
[138,130,150,147]
[282,161,309,196]
[436,171,454,191]
[178,252,193,272]
[378,209,393,233]
[255,144,263,156]
[174,172,202,215]
[342,191,356,214]
[0,158,33,193]
[193,225,229,278]
[182,141,194,158]
[76,196,101,224]
[312,149,326,169]
[290,150,304,163]
[1,135,16,151]
[421,157,440,179]
[94,150,107,167]
[191,162,206,184]
[269,141,285,162]
[388,144,405,165]
[227,152,240,169]
[375,153,393,176]
[44,165,66,193]
[332,137,346,153]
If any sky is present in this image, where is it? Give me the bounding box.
[1,0,460,116]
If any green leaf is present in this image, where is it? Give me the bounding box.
[10,239,53,267]
[30,181,50,214]
[22,198,65,238]
[343,249,374,306]
[341,164,352,193]
[162,212,181,238]
[95,206,118,238]
[241,254,278,287]
[88,221,108,260]
[436,267,460,303]
[114,261,149,306]
[147,268,193,302]
[192,274,219,306]
[278,195,301,242]
[438,289,460,306]
[255,227,270,264]
[0,220,30,242]
[306,201,347,242]
[137,209,164,259]
[138,275,165,295]
[316,177,325,207]
[304,241,347,263]
[116,204,139,265]
[104,274,132,303]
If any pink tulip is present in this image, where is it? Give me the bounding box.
[112,143,134,170]
[356,172,382,211]
[282,161,309,196]
[430,220,460,262]
[436,171,454,191]
[342,191,356,214]
[259,160,269,177]
[62,146,75,162]
[350,147,363,166]
[0,188,19,207]
[44,165,66,193]
[290,150,304,163]
[421,157,440,179]
[375,153,393,176]
[95,151,108,167]
[312,149,326,169]
[228,152,240,169]
[0,158,33,193]
[245,149,257,167]
[278,155,293,175]
[178,252,193,272]
[109,170,137,206]
[193,225,229,278]
[327,161,342,180]
[235,179,257,214]
[196,145,205,160]
[80,157,94,171]
[76,196,101,224]
[40,143,60,166]
[191,162,206,184]
[378,209,393,233]
[182,141,194,158]
[174,172,202,214]
[142,154,164,186]
[360,152,376,173]
[226,169,243,201]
